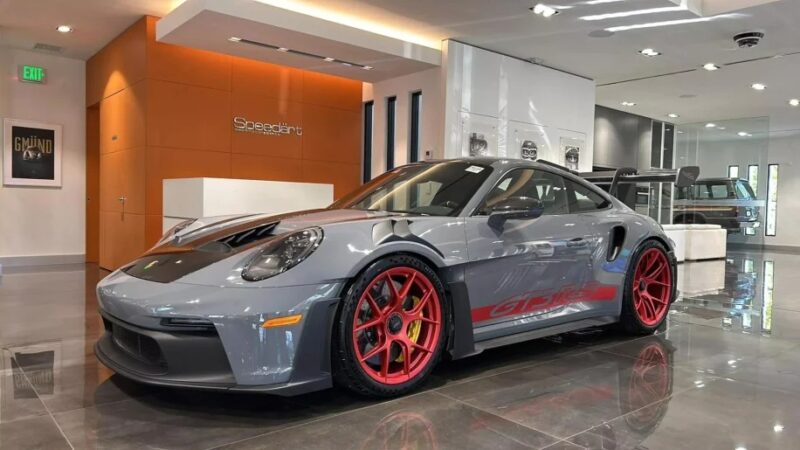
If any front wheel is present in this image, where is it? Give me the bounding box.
[333,255,448,397]
[619,241,674,334]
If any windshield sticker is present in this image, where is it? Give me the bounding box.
[465,165,484,174]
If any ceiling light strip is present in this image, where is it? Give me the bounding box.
[581,6,685,21]
[235,38,373,70]
[606,16,730,32]
[598,68,697,87]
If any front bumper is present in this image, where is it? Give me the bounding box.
[95,271,343,395]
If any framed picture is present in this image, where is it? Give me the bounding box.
[560,136,585,172]
[510,122,551,162]
[459,112,498,158]
[3,118,62,187]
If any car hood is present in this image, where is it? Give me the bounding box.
[122,209,404,283]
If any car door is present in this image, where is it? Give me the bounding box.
[465,168,596,339]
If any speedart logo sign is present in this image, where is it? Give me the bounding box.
[471,283,617,323]
[233,116,303,137]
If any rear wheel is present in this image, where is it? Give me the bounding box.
[333,255,447,397]
[619,241,674,334]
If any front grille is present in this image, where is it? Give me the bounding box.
[110,322,166,368]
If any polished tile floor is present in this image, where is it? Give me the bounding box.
[2,250,799,449]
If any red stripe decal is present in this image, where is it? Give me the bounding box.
[471,283,618,323]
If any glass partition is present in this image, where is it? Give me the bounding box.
[674,117,770,247]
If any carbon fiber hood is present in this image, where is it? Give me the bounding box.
[123,208,398,283]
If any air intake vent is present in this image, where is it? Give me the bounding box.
[217,222,278,248]
[33,43,63,53]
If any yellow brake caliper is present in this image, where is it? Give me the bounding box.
[396,296,422,362]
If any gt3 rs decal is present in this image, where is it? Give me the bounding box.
[470,283,618,323]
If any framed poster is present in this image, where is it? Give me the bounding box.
[3,118,62,187]
[510,122,551,162]
[459,113,498,158]
[560,136,584,171]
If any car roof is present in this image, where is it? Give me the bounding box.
[695,177,745,182]
[420,157,574,175]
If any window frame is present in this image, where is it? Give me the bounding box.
[362,100,374,183]
[386,96,397,171]
[765,163,779,237]
[409,91,422,163]
[471,167,613,217]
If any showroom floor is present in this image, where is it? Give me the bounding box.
[1,250,799,449]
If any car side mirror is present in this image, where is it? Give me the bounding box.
[487,196,544,231]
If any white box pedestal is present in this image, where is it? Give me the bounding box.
[162,178,334,232]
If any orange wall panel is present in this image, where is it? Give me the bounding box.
[86,18,147,106]
[147,80,232,152]
[100,212,146,269]
[231,56,302,102]
[301,71,362,112]
[302,160,361,200]
[146,146,232,215]
[301,104,361,164]
[145,214,164,248]
[99,147,146,215]
[230,93,303,159]
[99,81,147,154]
[230,154,303,182]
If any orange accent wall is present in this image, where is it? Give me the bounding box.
[87,16,362,269]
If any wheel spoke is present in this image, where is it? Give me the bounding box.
[411,342,432,354]
[380,343,392,378]
[364,292,384,318]
[398,272,417,302]
[360,340,386,362]
[418,316,440,325]
[354,318,383,333]
[400,341,411,375]
[408,290,433,317]
[647,263,666,279]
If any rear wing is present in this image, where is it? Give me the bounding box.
[580,166,700,196]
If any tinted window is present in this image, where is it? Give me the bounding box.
[735,180,755,200]
[331,162,492,216]
[566,179,611,212]
[478,169,568,215]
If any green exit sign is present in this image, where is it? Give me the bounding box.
[19,65,47,84]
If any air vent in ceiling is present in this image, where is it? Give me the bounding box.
[33,43,63,53]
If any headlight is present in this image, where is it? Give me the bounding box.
[241,227,323,281]
[154,219,195,247]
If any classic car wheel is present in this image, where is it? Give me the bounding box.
[620,241,673,334]
[333,255,448,397]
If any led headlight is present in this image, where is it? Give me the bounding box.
[241,227,323,281]
[154,219,196,247]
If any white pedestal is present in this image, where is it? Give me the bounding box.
[163,178,334,232]
[664,224,726,262]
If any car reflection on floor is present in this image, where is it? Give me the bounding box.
[673,252,774,335]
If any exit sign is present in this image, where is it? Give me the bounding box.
[19,65,46,84]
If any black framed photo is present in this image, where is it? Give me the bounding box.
[3,118,62,187]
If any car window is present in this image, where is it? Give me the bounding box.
[710,184,732,199]
[735,180,755,200]
[477,168,568,215]
[565,179,611,212]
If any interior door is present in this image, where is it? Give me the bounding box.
[465,168,595,338]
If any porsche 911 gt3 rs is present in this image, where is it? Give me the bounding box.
[95,158,690,397]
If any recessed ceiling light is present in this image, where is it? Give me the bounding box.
[703,63,720,71]
[738,131,751,137]
[790,99,800,107]
[277,47,289,52]
[228,36,242,42]
[342,62,353,67]
[639,48,661,57]
[668,113,679,118]
[621,101,636,107]
[56,25,73,33]
[363,66,373,70]
[751,83,767,91]
[323,57,335,62]
[705,123,716,128]
[774,424,784,433]
[580,6,684,21]
[531,4,560,18]
[718,126,726,130]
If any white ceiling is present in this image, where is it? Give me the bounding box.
[2,0,799,124]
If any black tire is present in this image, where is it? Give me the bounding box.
[332,254,449,397]
[619,240,674,335]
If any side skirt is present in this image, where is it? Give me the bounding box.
[473,316,617,352]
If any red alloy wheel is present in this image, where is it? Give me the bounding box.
[626,343,670,425]
[352,267,442,385]
[632,248,672,326]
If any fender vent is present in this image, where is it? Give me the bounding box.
[607,226,626,261]
[217,222,278,248]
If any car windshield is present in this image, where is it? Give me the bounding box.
[330,161,493,216]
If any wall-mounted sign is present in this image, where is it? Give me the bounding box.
[3,118,62,187]
[233,116,302,137]
[18,65,47,84]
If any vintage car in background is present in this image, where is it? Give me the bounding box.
[673,177,760,233]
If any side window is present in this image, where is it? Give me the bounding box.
[710,183,731,199]
[478,169,568,215]
[565,179,611,212]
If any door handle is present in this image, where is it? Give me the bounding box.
[567,237,586,247]
[117,196,126,203]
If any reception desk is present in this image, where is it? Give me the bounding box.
[162,178,334,232]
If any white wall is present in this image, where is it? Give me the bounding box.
[0,49,86,264]
[765,118,800,249]
[363,67,443,177]
[442,41,596,172]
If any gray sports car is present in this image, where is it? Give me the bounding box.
[96,158,684,397]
